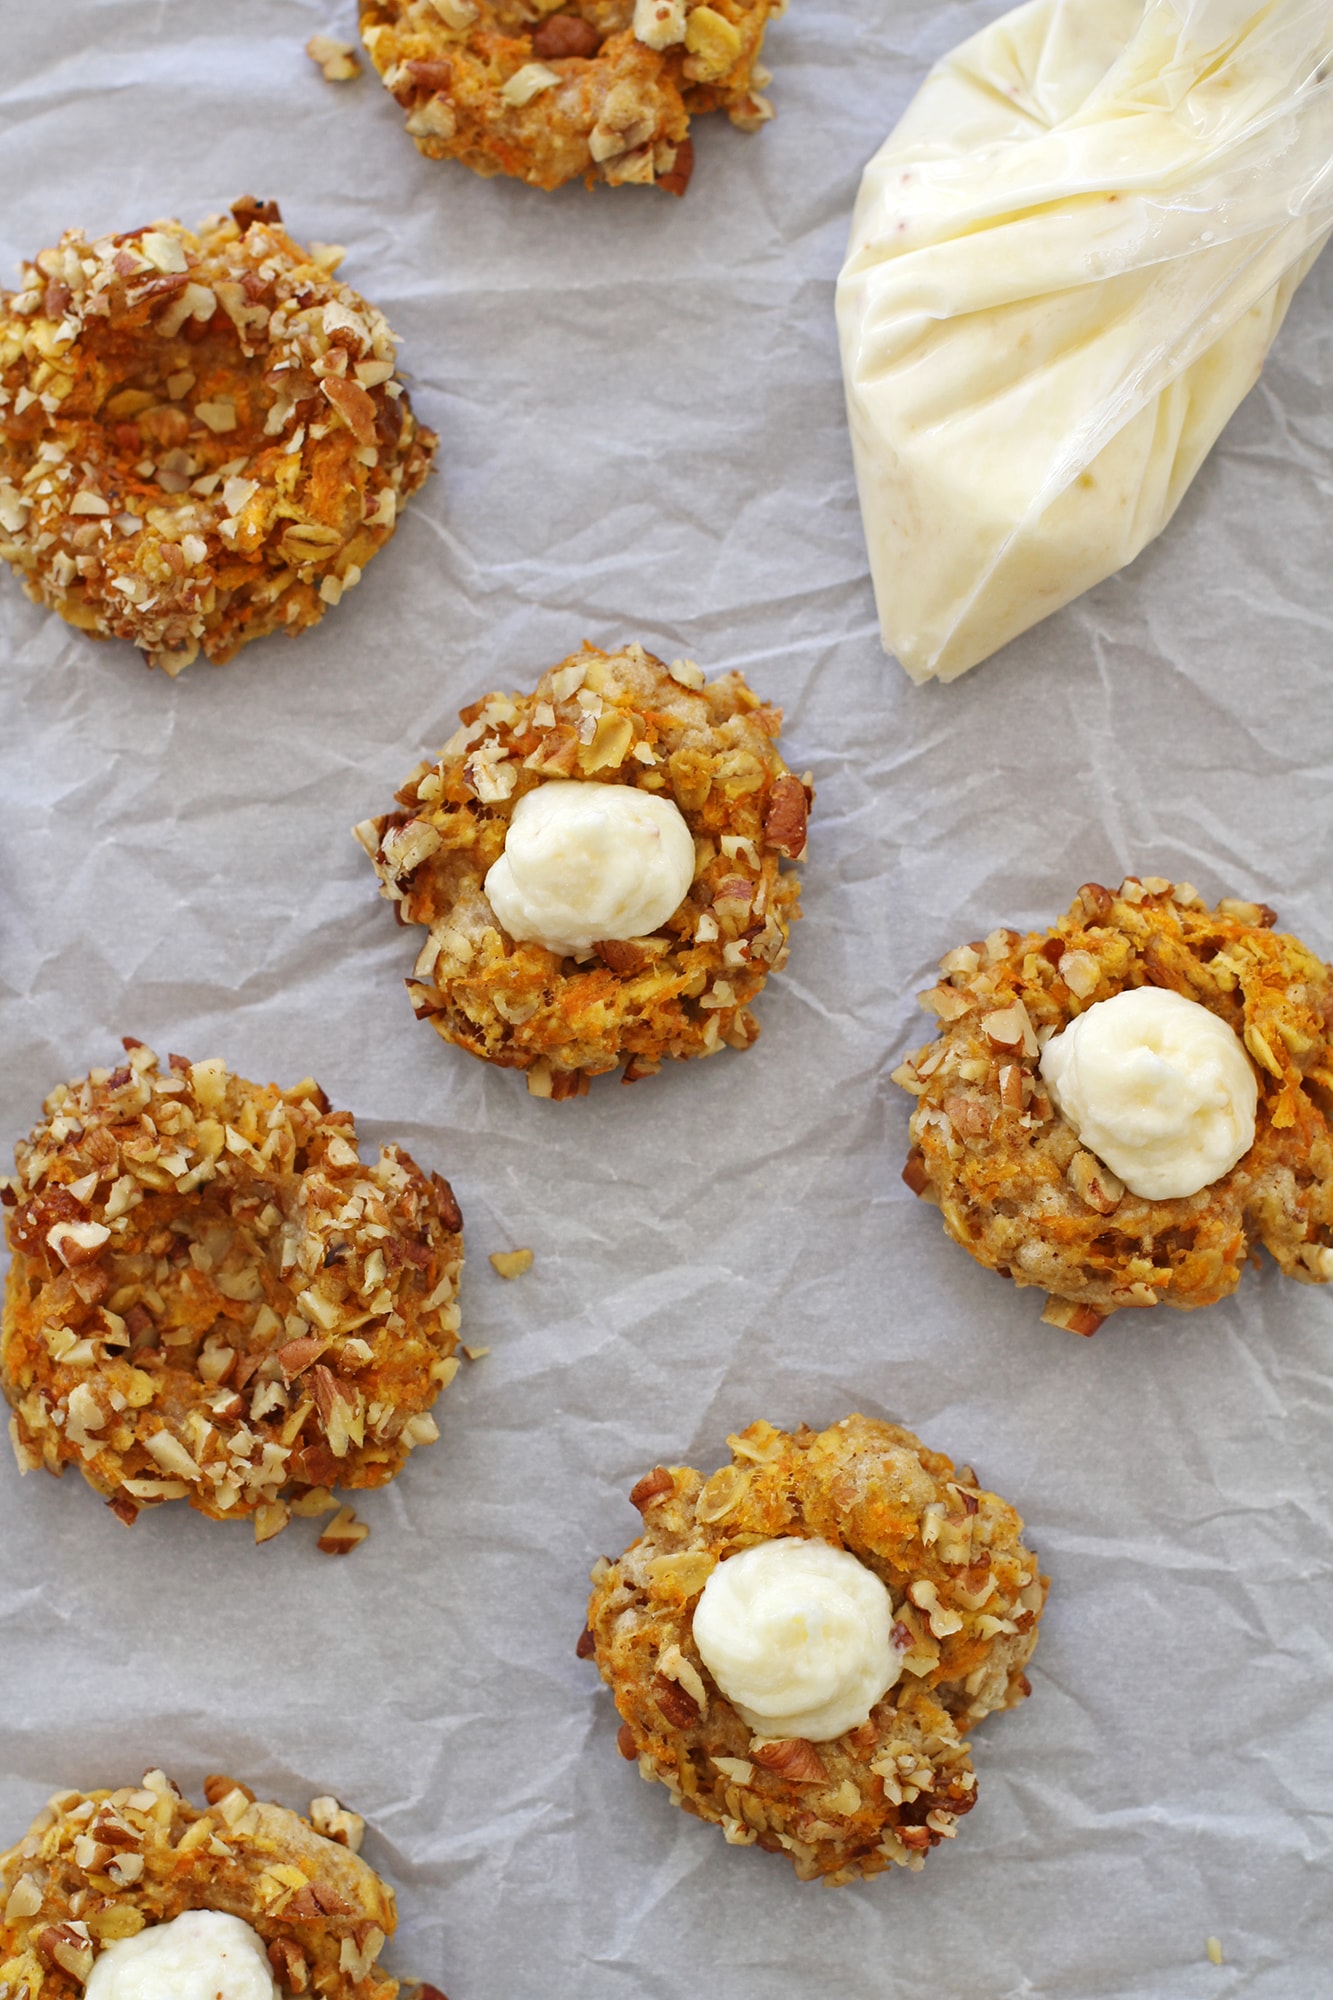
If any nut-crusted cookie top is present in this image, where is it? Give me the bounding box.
[586,1415,1046,1883]
[359,0,781,192]
[358,642,809,1095]
[0,200,434,674]
[0,1773,395,2000]
[2,1041,463,1536]
[894,877,1333,1324]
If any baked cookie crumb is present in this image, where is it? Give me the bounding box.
[308,34,364,80]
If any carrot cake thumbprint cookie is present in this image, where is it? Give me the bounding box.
[582,1414,1046,1882]
[357,642,810,1098]
[0,1771,448,2000]
[894,878,1333,1330]
[1,1042,463,1540]
[0,199,434,674]
[358,0,782,194]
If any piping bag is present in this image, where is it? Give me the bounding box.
[836,0,1333,684]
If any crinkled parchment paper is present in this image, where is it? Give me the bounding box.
[1,5,1331,1997]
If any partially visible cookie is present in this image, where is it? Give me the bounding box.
[0,200,434,675]
[584,1415,1046,1883]
[0,1772,402,1999]
[358,642,809,1097]
[2,1041,463,1536]
[358,0,782,193]
[894,877,1333,1326]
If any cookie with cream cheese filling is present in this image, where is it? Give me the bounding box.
[0,1772,448,2000]
[894,877,1333,1327]
[357,642,810,1097]
[584,1414,1046,1884]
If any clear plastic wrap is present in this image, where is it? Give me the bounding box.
[837,0,1333,682]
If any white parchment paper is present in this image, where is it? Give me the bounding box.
[1,5,1331,1997]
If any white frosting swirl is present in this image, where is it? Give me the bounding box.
[1040,986,1257,1200]
[483,780,695,956]
[691,1537,900,1742]
[83,1912,279,2000]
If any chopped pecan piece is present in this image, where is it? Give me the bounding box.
[231,195,283,230]
[531,15,600,58]
[269,1940,309,1993]
[292,1442,342,1488]
[46,1218,110,1267]
[309,1881,352,1915]
[306,34,361,80]
[317,1503,369,1554]
[595,939,649,974]
[1066,1150,1125,1215]
[309,1796,365,1851]
[763,774,808,857]
[405,58,454,92]
[1075,882,1114,923]
[431,1172,463,1233]
[204,1774,255,1805]
[1040,1296,1105,1337]
[942,1092,990,1138]
[277,1334,330,1382]
[651,1671,701,1729]
[36,1926,94,1982]
[1219,896,1278,928]
[629,1465,675,1511]
[750,1737,828,1784]
[658,136,695,198]
[321,374,379,448]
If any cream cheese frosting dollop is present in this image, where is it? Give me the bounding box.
[1040,986,1257,1200]
[691,1537,901,1742]
[483,779,696,955]
[83,1912,280,2000]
